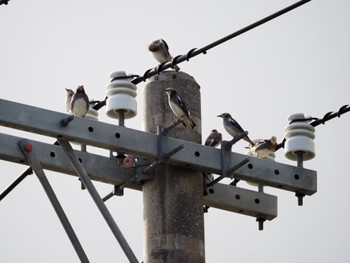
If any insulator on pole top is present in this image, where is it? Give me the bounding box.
[106,71,137,120]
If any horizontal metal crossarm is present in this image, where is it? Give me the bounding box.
[0,99,316,195]
[205,184,277,220]
[0,132,139,189]
[0,133,277,220]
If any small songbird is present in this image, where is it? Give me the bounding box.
[148,39,180,72]
[65,88,75,113]
[70,85,89,117]
[250,136,277,158]
[217,113,254,146]
[164,87,196,129]
[205,129,222,147]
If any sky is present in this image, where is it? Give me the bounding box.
[1,0,350,262]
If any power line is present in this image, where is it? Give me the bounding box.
[131,0,311,85]
[93,0,311,111]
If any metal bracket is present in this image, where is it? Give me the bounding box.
[17,139,90,263]
[140,124,184,179]
[208,132,251,187]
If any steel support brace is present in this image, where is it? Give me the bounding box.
[57,139,139,263]
[0,167,32,201]
[17,140,90,263]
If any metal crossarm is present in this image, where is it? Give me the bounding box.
[0,132,277,220]
[0,99,317,195]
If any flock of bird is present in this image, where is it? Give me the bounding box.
[64,39,277,159]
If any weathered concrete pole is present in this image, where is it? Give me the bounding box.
[142,71,204,263]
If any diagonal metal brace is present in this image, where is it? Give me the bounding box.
[17,139,90,263]
[0,167,33,202]
[207,158,250,187]
[225,131,249,150]
[218,131,250,187]
[57,138,139,263]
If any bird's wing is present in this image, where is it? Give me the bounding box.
[175,95,191,117]
[160,39,169,51]
[205,137,214,146]
[229,118,245,133]
[254,140,270,151]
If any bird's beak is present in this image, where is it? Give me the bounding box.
[217,114,222,118]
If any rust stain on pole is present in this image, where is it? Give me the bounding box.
[142,71,204,263]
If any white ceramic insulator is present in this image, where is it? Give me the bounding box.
[284,113,316,161]
[85,106,99,121]
[106,71,137,119]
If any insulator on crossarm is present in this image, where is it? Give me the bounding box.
[284,113,316,163]
[106,71,137,120]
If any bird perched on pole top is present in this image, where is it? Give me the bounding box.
[205,129,222,148]
[65,88,75,114]
[70,85,89,117]
[148,39,180,72]
[249,136,277,158]
[164,88,196,129]
[217,113,254,146]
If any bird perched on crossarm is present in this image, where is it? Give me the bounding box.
[205,129,222,147]
[165,87,196,129]
[70,85,89,117]
[249,136,277,158]
[218,112,254,146]
[148,39,180,72]
[65,88,75,114]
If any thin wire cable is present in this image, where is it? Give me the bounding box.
[131,0,311,85]
[91,0,311,111]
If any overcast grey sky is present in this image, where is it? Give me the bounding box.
[1,0,350,262]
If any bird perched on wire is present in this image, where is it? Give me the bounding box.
[205,129,222,147]
[164,87,196,129]
[65,88,75,114]
[217,113,254,146]
[249,136,277,158]
[148,39,180,72]
[70,85,89,117]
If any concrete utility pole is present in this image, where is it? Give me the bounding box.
[142,71,204,263]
